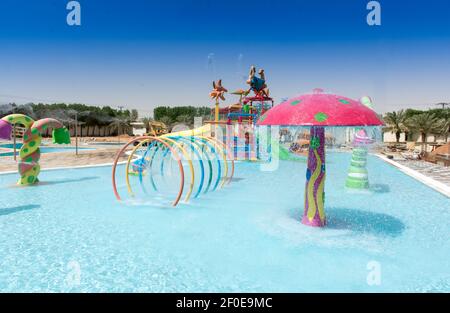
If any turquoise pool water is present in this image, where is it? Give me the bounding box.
[0,143,93,156]
[0,153,449,292]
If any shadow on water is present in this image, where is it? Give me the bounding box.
[6,176,100,188]
[327,208,405,237]
[230,177,245,182]
[370,184,390,194]
[32,176,100,186]
[0,204,40,216]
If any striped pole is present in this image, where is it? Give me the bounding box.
[345,129,374,189]
[302,126,326,227]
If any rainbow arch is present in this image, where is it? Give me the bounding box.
[112,135,234,206]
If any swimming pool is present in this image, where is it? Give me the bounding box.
[0,143,93,156]
[87,142,124,146]
[0,153,449,292]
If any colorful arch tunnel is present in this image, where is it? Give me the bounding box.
[112,135,234,206]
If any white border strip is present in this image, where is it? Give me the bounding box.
[0,161,127,176]
[0,147,139,176]
[376,153,450,198]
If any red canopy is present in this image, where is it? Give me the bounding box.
[258,91,384,127]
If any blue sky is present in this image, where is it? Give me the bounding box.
[1,0,449,115]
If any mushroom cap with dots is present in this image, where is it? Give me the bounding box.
[258,90,384,127]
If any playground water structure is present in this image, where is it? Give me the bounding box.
[0,153,449,292]
[207,69,274,162]
[259,90,384,227]
[345,129,375,189]
[221,94,274,161]
[112,133,234,207]
[0,114,70,185]
[0,67,448,292]
[110,123,357,208]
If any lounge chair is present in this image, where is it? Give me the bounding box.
[400,142,423,160]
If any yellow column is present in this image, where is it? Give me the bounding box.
[215,100,219,122]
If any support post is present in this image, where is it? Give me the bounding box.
[302,126,326,227]
[215,100,219,123]
[75,112,79,156]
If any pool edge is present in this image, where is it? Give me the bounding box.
[0,161,128,176]
[375,153,450,198]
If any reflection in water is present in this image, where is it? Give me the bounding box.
[370,184,390,194]
[6,176,100,188]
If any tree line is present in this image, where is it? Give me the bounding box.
[153,106,211,128]
[0,102,139,136]
[0,102,212,136]
[384,107,450,146]
[3,102,448,143]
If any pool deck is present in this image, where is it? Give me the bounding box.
[0,146,129,173]
[396,160,450,186]
[376,154,450,198]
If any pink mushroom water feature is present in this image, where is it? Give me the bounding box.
[258,89,384,227]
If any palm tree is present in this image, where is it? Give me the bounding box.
[108,117,132,143]
[439,116,450,143]
[85,112,101,137]
[435,102,450,109]
[383,110,407,142]
[404,113,442,152]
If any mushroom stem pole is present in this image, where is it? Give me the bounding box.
[302,126,326,227]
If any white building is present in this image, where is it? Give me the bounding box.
[383,131,449,144]
[130,122,146,136]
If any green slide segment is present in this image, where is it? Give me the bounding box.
[272,140,306,162]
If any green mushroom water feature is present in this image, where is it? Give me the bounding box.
[258,89,384,227]
[345,129,375,189]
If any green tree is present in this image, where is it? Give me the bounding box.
[404,113,442,152]
[153,106,211,124]
[121,109,131,118]
[154,106,170,121]
[438,115,450,143]
[176,114,192,125]
[101,106,117,117]
[131,109,139,121]
[158,116,173,130]
[108,117,132,137]
[383,110,407,142]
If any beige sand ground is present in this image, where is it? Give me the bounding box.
[70,135,134,144]
[0,143,131,173]
[0,137,131,172]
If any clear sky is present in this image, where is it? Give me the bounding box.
[1,0,449,116]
